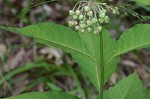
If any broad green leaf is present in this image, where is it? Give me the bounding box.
[0,23,118,90]
[2,90,79,99]
[104,73,144,99]
[0,23,88,55]
[131,0,150,6]
[72,29,118,89]
[109,24,150,62]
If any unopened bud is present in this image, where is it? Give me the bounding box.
[80,29,85,33]
[87,11,93,16]
[73,15,78,20]
[75,26,80,31]
[69,10,74,15]
[104,16,109,23]
[87,20,92,25]
[97,26,102,32]
[84,6,90,12]
[79,15,84,20]
[74,21,78,25]
[75,10,81,15]
[99,13,105,18]
[80,24,86,29]
[68,21,74,27]
[87,28,92,32]
[92,18,97,23]
[98,18,104,23]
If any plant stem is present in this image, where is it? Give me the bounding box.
[99,31,104,99]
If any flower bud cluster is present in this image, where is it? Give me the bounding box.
[68,1,119,34]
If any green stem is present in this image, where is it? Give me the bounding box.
[99,31,104,99]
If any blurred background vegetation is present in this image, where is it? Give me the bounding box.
[0,0,149,99]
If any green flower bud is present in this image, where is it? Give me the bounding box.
[87,11,93,16]
[79,15,84,20]
[74,21,78,25]
[102,9,106,14]
[73,15,78,20]
[68,21,74,27]
[80,24,86,29]
[75,10,81,15]
[69,10,74,15]
[80,29,85,33]
[92,18,97,23]
[98,18,104,23]
[75,26,80,31]
[104,16,109,23]
[99,13,105,19]
[84,6,90,12]
[87,27,92,32]
[87,20,92,25]
[97,26,102,32]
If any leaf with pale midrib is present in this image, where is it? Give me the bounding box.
[0,23,88,55]
[108,24,150,62]
[104,73,144,99]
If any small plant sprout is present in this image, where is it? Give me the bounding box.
[68,0,119,34]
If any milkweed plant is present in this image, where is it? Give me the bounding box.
[0,0,150,99]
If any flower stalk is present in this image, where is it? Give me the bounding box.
[99,30,104,99]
